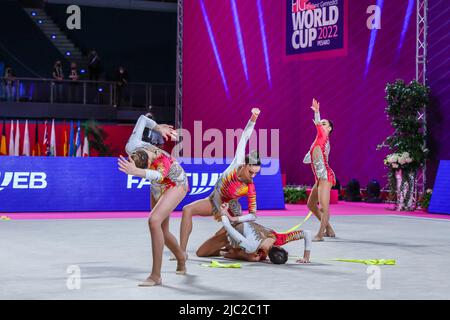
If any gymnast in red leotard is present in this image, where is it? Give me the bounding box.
[218,203,312,264]
[118,115,189,287]
[179,108,262,258]
[303,98,337,242]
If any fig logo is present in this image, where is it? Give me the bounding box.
[292,0,316,13]
[186,173,220,196]
[0,172,48,191]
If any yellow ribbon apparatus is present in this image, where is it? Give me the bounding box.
[335,259,396,265]
[279,211,313,234]
[200,260,242,269]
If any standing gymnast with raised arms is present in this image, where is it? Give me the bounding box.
[303,98,337,242]
[180,108,262,258]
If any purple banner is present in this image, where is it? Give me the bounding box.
[183,0,416,188]
[285,0,347,58]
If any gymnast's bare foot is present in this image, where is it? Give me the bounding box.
[313,235,324,242]
[138,275,162,287]
[324,226,336,237]
[176,260,186,275]
[175,253,187,275]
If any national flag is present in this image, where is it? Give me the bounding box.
[14,120,20,156]
[43,120,50,156]
[82,125,89,157]
[22,120,30,156]
[50,119,57,156]
[68,120,75,157]
[9,120,14,156]
[32,121,41,156]
[63,121,68,157]
[0,120,7,155]
[75,121,81,157]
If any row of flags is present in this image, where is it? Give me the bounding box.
[0,119,89,157]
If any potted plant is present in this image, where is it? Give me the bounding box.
[377,80,430,211]
[383,152,415,209]
[284,186,308,204]
[418,189,433,212]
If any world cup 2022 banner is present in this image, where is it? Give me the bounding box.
[285,0,348,60]
[0,157,284,213]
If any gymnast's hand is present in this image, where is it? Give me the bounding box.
[296,250,311,264]
[155,124,178,141]
[220,203,230,216]
[311,98,320,112]
[118,155,141,176]
[251,108,260,122]
[221,203,239,222]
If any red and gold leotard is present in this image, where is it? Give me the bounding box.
[208,119,257,222]
[148,151,188,201]
[125,115,188,202]
[303,111,336,186]
[220,216,312,257]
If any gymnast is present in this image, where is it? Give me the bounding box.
[180,108,262,258]
[118,115,188,287]
[218,203,312,264]
[303,98,336,242]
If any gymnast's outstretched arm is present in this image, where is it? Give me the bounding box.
[303,100,322,164]
[221,216,259,254]
[299,230,312,253]
[236,213,256,223]
[219,203,259,253]
[311,98,326,138]
[311,98,321,125]
[228,108,260,168]
[125,115,178,155]
[125,115,158,155]
[295,230,312,263]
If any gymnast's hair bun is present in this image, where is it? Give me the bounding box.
[268,246,288,265]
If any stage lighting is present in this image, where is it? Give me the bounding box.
[345,179,362,202]
[38,20,43,24]
[199,0,229,96]
[98,88,103,92]
[230,0,249,82]
[66,51,71,56]
[80,69,85,74]
[397,0,414,55]
[51,35,56,39]
[31,12,36,16]
[366,179,382,203]
[364,0,384,78]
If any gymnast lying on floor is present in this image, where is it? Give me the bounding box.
[217,203,312,264]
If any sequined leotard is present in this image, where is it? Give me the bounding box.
[126,115,188,201]
[208,119,257,222]
[303,111,336,186]
[220,215,312,256]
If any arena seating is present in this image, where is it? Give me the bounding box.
[0,1,67,78]
[45,3,177,83]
